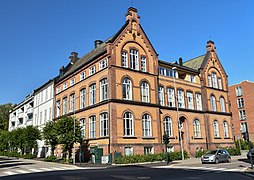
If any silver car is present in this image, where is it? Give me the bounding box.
[201,149,231,164]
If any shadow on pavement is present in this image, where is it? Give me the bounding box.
[0,162,34,169]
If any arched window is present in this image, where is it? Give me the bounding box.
[89,83,96,106]
[212,72,218,88]
[89,115,96,138]
[193,119,201,138]
[123,112,134,136]
[210,95,216,111]
[141,81,150,103]
[130,49,139,70]
[100,78,108,102]
[164,116,173,137]
[122,78,132,100]
[213,120,220,138]
[220,97,226,112]
[142,114,152,137]
[223,121,229,138]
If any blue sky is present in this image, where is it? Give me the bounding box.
[0,0,253,105]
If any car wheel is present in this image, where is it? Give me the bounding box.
[227,157,231,163]
[215,158,219,164]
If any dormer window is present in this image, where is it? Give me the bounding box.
[130,49,139,70]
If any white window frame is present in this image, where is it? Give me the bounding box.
[196,93,202,110]
[123,112,134,136]
[63,97,68,115]
[210,95,216,111]
[164,116,173,137]
[121,51,128,68]
[167,88,175,107]
[190,75,195,83]
[208,75,212,87]
[141,82,150,103]
[177,90,185,108]
[80,88,86,109]
[187,92,194,110]
[212,72,218,88]
[100,112,109,137]
[70,78,75,86]
[220,97,226,112]
[122,78,132,100]
[142,114,152,137]
[237,98,244,108]
[89,65,96,76]
[236,86,243,96]
[80,72,86,81]
[130,49,139,70]
[80,118,86,139]
[100,78,108,102]
[89,116,96,139]
[141,56,147,72]
[239,110,246,120]
[158,86,165,106]
[89,83,96,106]
[99,58,108,70]
[144,147,154,155]
[70,94,75,112]
[193,119,201,138]
[218,78,222,89]
[124,147,133,156]
[56,100,60,117]
[63,82,68,90]
[223,121,229,138]
[213,120,220,138]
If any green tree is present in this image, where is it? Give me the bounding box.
[10,128,25,154]
[42,121,58,155]
[0,103,16,131]
[0,130,9,151]
[23,126,41,154]
[55,116,81,161]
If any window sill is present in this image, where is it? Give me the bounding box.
[123,136,137,139]
[224,137,231,139]
[214,137,222,139]
[142,137,155,140]
[193,137,203,140]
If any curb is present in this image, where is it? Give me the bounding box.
[111,160,166,166]
[243,167,254,178]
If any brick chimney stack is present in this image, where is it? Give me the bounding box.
[69,52,78,64]
[206,40,216,52]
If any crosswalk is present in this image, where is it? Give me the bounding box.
[153,165,245,173]
[1,166,106,177]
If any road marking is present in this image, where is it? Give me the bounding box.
[15,169,30,174]
[3,171,17,175]
[51,167,65,170]
[28,168,43,172]
[39,167,54,171]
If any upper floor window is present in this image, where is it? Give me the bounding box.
[70,94,75,112]
[187,92,194,110]
[212,72,218,88]
[121,51,128,68]
[99,58,108,70]
[141,81,150,103]
[213,120,220,138]
[218,78,222,90]
[70,78,75,86]
[142,114,152,137]
[164,116,173,137]
[56,100,60,117]
[158,86,165,106]
[141,56,147,72]
[196,93,202,111]
[89,83,96,106]
[190,75,195,83]
[80,88,86,109]
[56,86,61,94]
[130,49,139,70]
[223,121,229,138]
[177,90,185,108]
[100,112,109,137]
[122,78,132,100]
[167,88,175,107]
[237,98,244,108]
[123,112,134,136]
[193,119,201,138]
[80,72,86,81]
[236,86,243,96]
[100,78,108,102]
[80,118,86,139]
[208,75,212,87]
[210,95,216,111]
[220,97,226,112]
[239,110,246,120]
[63,82,68,90]
[89,65,96,76]
[63,97,68,115]
[89,115,96,139]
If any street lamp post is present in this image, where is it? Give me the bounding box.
[172,67,184,161]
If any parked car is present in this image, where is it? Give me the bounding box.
[247,149,254,159]
[201,149,231,164]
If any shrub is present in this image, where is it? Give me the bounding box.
[44,155,57,162]
[195,150,206,158]
[226,147,241,156]
[235,140,254,150]
[21,154,36,159]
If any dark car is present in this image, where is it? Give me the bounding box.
[201,149,231,164]
[247,149,254,159]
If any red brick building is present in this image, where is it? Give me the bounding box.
[229,81,254,141]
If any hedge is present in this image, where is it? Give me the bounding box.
[0,151,36,159]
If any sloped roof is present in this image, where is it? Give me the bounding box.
[183,54,206,70]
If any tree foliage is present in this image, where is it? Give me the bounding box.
[0,103,16,131]
[42,121,58,154]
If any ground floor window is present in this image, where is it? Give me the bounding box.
[124,147,133,156]
[144,147,154,155]
[166,145,174,153]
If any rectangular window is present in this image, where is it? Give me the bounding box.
[237,98,244,108]
[100,113,109,137]
[159,67,165,76]
[167,88,175,107]
[44,109,47,124]
[190,75,195,83]
[124,147,133,156]
[208,75,212,87]
[63,82,68,90]
[89,65,96,76]
[80,119,86,139]
[196,94,202,110]
[240,122,247,133]
[80,72,86,81]
[158,86,165,106]
[100,79,108,102]
[130,49,139,70]
[122,51,128,68]
[236,86,243,96]
[41,91,44,103]
[89,84,96,106]
[56,86,61,94]
[144,147,154,155]
[56,100,60,117]
[45,88,48,101]
[70,78,75,86]
[141,56,146,72]
[187,92,194,110]
[40,111,42,125]
[239,110,246,120]
[89,116,96,139]
[49,107,52,120]
[218,78,222,89]
[80,88,86,109]
[177,90,185,108]
[212,73,218,88]
[99,58,108,70]
[63,97,68,115]
[70,94,75,112]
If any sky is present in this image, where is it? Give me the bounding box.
[0,0,253,105]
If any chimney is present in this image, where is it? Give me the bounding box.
[125,7,140,23]
[59,66,64,76]
[179,57,183,66]
[94,40,103,49]
[69,52,79,64]
[206,40,216,52]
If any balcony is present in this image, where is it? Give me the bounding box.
[26,107,33,115]
[18,111,24,118]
